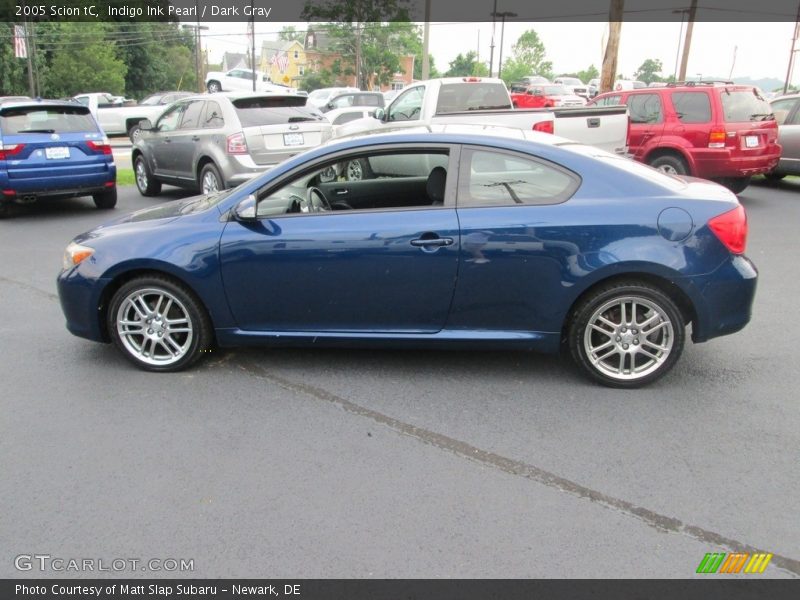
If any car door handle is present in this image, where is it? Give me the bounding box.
[164,137,172,143]
[333,188,349,196]
[411,237,454,247]
[191,136,200,142]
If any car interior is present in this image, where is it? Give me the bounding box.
[254,151,451,217]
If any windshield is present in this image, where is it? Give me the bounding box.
[544,86,570,96]
[308,90,330,102]
[561,78,582,86]
[232,97,323,127]
[140,94,163,106]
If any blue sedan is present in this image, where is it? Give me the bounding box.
[57,131,757,387]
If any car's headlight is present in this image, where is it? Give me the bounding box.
[63,242,94,270]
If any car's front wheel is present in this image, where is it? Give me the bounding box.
[134,156,162,196]
[207,80,221,93]
[128,124,142,144]
[568,281,685,388]
[716,176,751,194]
[648,154,688,176]
[108,276,213,372]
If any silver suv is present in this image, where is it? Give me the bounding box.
[132,92,332,196]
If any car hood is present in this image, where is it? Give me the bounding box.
[86,194,223,234]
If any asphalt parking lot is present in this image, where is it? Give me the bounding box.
[0,181,798,579]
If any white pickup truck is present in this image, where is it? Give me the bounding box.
[334,77,629,155]
[73,92,168,142]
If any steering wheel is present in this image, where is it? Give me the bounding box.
[307,186,332,212]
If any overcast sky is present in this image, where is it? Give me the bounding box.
[202,21,798,85]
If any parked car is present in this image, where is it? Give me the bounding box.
[131,92,332,196]
[319,91,385,113]
[58,129,756,388]
[553,76,590,99]
[73,92,168,142]
[204,68,293,94]
[510,84,586,108]
[0,99,116,218]
[613,80,647,91]
[587,78,600,98]
[307,87,361,108]
[515,75,551,86]
[324,106,379,137]
[766,93,800,180]
[590,82,780,193]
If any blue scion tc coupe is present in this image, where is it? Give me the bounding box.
[57,129,757,388]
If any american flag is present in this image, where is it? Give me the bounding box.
[14,25,27,59]
[270,52,289,74]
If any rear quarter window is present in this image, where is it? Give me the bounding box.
[436,83,512,113]
[0,106,97,134]
[671,91,712,123]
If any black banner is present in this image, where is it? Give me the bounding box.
[2,579,799,600]
[3,0,800,23]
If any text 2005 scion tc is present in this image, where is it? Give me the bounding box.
[57,130,757,388]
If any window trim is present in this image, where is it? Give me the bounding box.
[456,145,581,209]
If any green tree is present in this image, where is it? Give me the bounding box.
[444,51,486,77]
[278,26,306,43]
[41,23,127,98]
[299,70,335,92]
[301,0,417,89]
[634,58,664,84]
[499,29,554,85]
[577,65,600,83]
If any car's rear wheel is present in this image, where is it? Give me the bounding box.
[134,156,162,196]
[108,276,213,372]
[200,163,224,194]
[648,154,688,176]
[128,124,142,144]
[717,176,751,194]
[207,80,221,93]
[764,171,786,182]
[93,186,117,209]
[344,158,372,181]
[568,281,685,388]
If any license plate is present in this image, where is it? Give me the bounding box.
[283,133,304,146]
[745,135,759,148]
[45,147,70,159]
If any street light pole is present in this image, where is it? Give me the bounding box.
[489,0,497,77]
[491,10,516,80]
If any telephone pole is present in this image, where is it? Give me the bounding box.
[422,0,431,80]
[784,3,800,94]
[678,0,698,82]
[600,0,624,94]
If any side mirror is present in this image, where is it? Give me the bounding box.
[326,102,335,110]
[373,107,385,121]
[233,194,257,221]
[139,119,153,130]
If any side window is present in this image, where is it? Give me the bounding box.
[626,93,663,124]
[156,103,185,132]
[254,150,450,217]
[770,98,799,125]
[333,112,364,126]
[458,148,579,208]
[74,96,89,106]
[331,95,354,109]
[203,101,224,128]
[178,100,205,130]
[388,86,424,122]
[671,92,711,123]
[227,70,241,78]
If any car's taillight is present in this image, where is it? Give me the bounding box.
[462,77,482,82]
[0,143,25,160]
[708,204,747,254]
[626,115,632,148]
[86,140,112,155]
[227,132,247,154]
[708,128,727,149]
[533,120,554,134]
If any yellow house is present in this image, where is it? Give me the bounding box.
[260,40,306,87]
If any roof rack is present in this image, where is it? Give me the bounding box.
[665,80,735,87]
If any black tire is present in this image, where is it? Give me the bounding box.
[568,280,686,388]
[128,124,141,144]
[764,171,786,182]
[107,275,213,372]
[207,80,221,93]
[134,155,161,196]
[93,186,117,209]
[716,176,751,195]
[648,154,689,176]
[199,163,224,194]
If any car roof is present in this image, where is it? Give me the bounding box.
[0,98,92,111]
[329,125,571,149]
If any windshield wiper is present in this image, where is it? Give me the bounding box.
[288,116,316,122]
[750,113,774,121]
[17,128,56,133]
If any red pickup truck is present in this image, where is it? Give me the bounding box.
[510,84,586,109]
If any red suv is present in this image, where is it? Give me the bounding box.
[590,82,780,193]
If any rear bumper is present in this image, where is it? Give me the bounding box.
[224,154,276,186]
[1,165,116,200]
[691,147,781,178]
[690,254,758,343]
